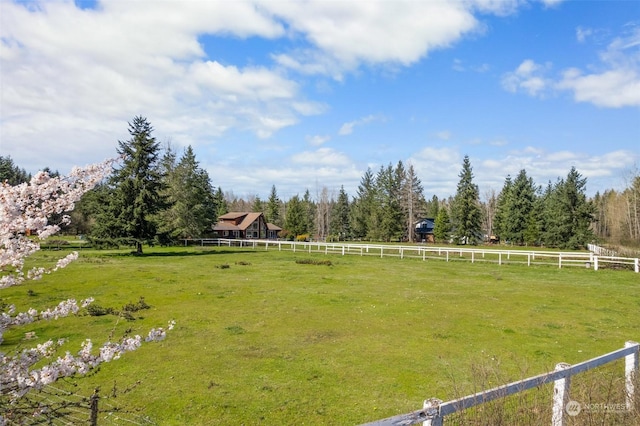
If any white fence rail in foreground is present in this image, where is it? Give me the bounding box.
[185,239,640,273]
[361,341,639,426]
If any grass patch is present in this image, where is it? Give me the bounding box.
[296,258,333,266]
[2,246,639,424]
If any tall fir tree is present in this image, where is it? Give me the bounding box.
[284,195,306,238]
[331,185,350,240]
[158,146,216,240]
[433,207,451,243]
[213,187,228,221]
[493,175,513,241]
[350,168,376,239]
[451,155,482,244]
[542,167,595,249]
[96,116,166,253]
[373,163,403,241]
[266,185,281,226]
[302,189,316,237]
[501,169,538,245]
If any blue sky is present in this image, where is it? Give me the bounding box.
[1,0,638,201]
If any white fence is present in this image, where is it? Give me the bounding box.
[361,341,639,426]
[588,243,618,257]
[185,239,640,273]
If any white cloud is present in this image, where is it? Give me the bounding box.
[557,68,640,107]
[576,26,593,43]
[306,135,331,146]
[501,59,553,97]
[338,115,383,136]
[503,26,640,107]
[291,147,351,167]
[539,0,566,8]
[265,1,479,76]
[0,0,324,172]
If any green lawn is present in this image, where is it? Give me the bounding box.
[2,246,639,424]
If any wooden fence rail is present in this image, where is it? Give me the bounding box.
[361,341,639,426]
[184,239,640,273]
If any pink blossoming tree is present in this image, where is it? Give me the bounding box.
[1,158,173,422]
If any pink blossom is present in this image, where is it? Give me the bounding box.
[1,158,174,408]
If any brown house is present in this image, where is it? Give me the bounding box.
[212,212,281,239]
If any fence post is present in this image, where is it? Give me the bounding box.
[594,256,598,271]
[90,388,99,426]
[422,398,443,426]
[552,363,571,426]
[635,258,639,273]
[625,341,639,411]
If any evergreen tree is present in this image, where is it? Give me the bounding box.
[542,167,595,249]
[284,195,306,238]
[433,207,451,243]
[493,175,512,241]
[95,116,165,254]
[350,168,376,239]
[450,155,482,244]
[331,185,350,240]
[253,195,265,213]
[212,187,228,221]
[302,189,316,237]
[426,195,440,220]
[375,163,404,241]
[67,184,114,235]
[0,156,31,185]
[502,170,538,245]
[266,185,281,226]
[158,146,216,240]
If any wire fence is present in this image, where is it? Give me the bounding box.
[3,385,156,425]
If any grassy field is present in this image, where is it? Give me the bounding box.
[2,245,639,424]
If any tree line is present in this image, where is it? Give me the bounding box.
[2,117,639,251]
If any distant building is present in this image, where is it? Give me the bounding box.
[212,212,281,239]
[415,218,435,243]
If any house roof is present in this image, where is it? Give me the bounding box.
[237,212,262,230]
[218,212,249,220]
[214,212,270,232]
[212,222,239,231]
[267,223,282,231]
